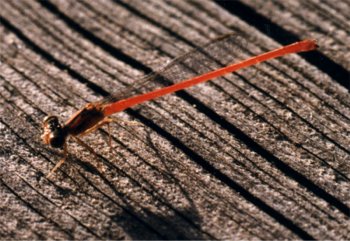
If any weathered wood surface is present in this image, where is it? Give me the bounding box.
[0,0,349,240]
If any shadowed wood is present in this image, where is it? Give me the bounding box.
[1,0,349,239]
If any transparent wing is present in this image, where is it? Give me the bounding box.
[99,33,247,106]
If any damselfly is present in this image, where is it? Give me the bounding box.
[41,34,317,177]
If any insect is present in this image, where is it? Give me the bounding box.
[41,34,317,177]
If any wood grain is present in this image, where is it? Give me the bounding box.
[1,0,349,239]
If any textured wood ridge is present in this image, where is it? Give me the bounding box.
[0,0,349,240]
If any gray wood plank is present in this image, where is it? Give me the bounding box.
[1,0,349,239]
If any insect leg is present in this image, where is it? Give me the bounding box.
[47,142,67,178]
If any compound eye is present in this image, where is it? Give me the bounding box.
[41,115,66,148]
[43,115,59,127]
[43,115,53,123]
